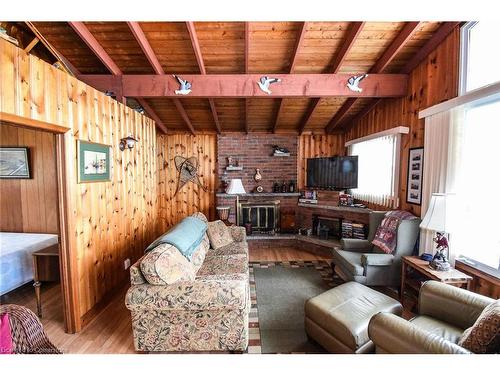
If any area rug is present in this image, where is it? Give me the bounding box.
[249,261,342,354]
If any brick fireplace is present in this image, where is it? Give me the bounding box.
[216,134,299,232]
[217,133,298,193]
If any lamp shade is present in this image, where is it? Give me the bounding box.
[420,193,453,232]
[226,179,246,195]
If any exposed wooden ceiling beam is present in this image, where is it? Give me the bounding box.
[325,22,422,133]
[79,73,407,98]
[186,21,206,75]
[341,98,382,133]
[340,22,460,133]
[68,22,122,75]
[369,22,422,74]
[274,22,308,133]
[127,21,164,75]
[186,21,221,134]
[244,22,250,134]
[299,21,365,135]
[69,21,167,133]
[173,98,196,135]
[401,22,460,74]
[136,98,169,134]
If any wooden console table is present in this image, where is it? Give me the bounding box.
[32,244,60,317]
[401,256,472,303]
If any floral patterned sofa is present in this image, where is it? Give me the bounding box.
[125,212,250,352]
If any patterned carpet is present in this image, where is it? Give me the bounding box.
[247,260,343,354]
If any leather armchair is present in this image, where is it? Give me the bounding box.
[332,211,421,287]
[368,281,495,354]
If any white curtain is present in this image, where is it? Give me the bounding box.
[349,135,399,208]
[420,108,463,258]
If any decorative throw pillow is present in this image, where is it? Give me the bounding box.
[0,313,13,354]
[458,300,500,353]
[140,243,195,285]
[207,220,233,250]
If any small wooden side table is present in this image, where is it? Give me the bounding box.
[32,244,60,317]
[401,256,472,304]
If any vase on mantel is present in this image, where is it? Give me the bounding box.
[254,168,262,182]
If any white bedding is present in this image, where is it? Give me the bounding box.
[0,232,59,295]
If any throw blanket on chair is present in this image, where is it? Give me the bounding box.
[371,210,417,254]
[145,216,207,260]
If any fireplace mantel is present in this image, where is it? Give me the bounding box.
[216,192,300,198]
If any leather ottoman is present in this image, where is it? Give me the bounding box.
[304,281,402,353]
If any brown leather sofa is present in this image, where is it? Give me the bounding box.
[368,280,495,354]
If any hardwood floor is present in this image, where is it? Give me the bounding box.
[0,245,332,354]
[249,245,332,262]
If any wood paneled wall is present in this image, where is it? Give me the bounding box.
[298,134,346,190]
[0,124,59,234]
[156,134,216,234]
[1,39,158,324]
[345,27,460,216]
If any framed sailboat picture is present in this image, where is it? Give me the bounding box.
[0,147,31,179]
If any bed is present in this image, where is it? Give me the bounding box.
[0,232,59,295]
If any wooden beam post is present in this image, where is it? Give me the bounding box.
[78,73,407,98]
[274,22,308,133]
[326,22,422,133]
[186,21,221,134]
[299,21,365,134]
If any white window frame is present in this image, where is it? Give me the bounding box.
[346,126,409,208]
[459,21,477,95]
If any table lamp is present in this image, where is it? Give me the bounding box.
[226,179,246,225]
[420,193,453,271]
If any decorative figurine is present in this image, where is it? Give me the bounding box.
[254,168,262,182]
[257,76,281,95]
[173,74,192,95]
[429,232,451,271]
[346,74,368,93]
[272,145,290,155]
[227,156,234,167]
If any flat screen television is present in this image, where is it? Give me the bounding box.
[306,156,358,190]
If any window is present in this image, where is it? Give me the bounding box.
[348,132,401,208]
[451,99,500,269]
[460,22,500,94]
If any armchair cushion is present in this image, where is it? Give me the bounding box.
[368,313,470,354]
[419,281,494,330]
[332,249,365,276]
[411,315,464,344]
[458,300,500,354]
[340,239,373,253]
[207,220,233,250]
[361,253,394,267]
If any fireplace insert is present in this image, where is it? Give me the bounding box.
[237,200,280,234]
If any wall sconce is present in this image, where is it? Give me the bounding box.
[119,135,138,151]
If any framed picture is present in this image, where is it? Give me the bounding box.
[406,147,424,205]
[78,140,111,183]
[0,147,31,179]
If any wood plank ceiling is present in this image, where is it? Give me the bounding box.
[28,21,455,134]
